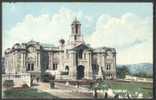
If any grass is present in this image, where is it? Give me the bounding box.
[3,80,153,98]
[84,80,153,98]
[3,88,58,98]
[100,80,153,97]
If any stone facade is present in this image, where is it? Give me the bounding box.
[4,18,116,80]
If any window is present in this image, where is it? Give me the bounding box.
[31,64,34,71]
[106,64,111,70]
[65,66,69,75]
[55,64,57,70]
[76,24,78,33]
[79,49,83,59]
[74,35,77,40]
[53,64,57,70]
[27,63,34,71]
[52,64,54,70]
[27,64,30,71]
[84,53,86,59]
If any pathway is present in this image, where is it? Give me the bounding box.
[33,82,94,98]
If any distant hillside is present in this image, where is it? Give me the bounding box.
[117,63,153,76]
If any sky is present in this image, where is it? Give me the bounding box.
[2,2,153,64]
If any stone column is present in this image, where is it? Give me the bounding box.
[35,53,38,72]
[38,52,41,71]
[12,53,14,73]
[13,53,15,73]
[54,52,60,79]
[36,52,38,69]
[48,52,51,70]
[20,53,23,73]
[113,53,116,79]
[51,52,53,70]
[58,51,63,79]
[86,51,93,79]
[97,53,101,79]
[8,55,10,73]
[5,55,8,74]
[69,50,77,80]
[23,52,26,73]
[8,54,11,73]
[97,53,104,79]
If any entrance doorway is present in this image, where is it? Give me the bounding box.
[77,65,85,80]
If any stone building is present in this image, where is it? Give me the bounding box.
[4,18,116,80]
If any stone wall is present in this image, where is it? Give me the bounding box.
[2,73,31,87]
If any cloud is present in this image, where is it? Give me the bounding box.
[3,8,79,53]
[3,8,152,64]
[84,16,93,23]
[118,40,152,64]
[86,12,152,64]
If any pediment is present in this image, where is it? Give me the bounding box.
[71,43,91,51]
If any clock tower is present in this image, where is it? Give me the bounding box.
[69,18,84,47]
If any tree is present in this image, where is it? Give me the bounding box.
[90,80,110,99]
[117,66,129,79]
[90,80,110,91]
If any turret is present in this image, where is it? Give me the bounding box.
[71,18,81,35]
[69,18,84,47]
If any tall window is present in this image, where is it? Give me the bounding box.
[84,53,86,59]
[76,24,78,33]
[31,64,34,71]
[79,49,83,59]
[65,66,69,75]
[106,64,111,70]
[74,35,77,41]
[27,63,34,71]
[27,64,30,71]
[53,64,57,70]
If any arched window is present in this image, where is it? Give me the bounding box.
[65,66,69,75]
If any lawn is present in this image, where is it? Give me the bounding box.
[3,88,58,98]
[86,79,152,98]
[100,80,153,98]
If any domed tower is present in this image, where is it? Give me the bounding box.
[69,18,84,47]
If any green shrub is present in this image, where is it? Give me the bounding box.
[3,80,14,88]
